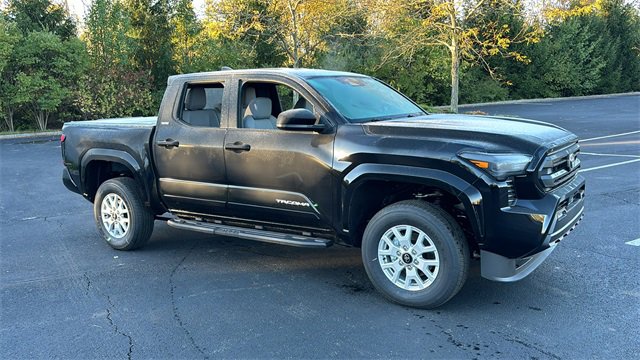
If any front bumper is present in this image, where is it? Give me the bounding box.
[480,175,585,282]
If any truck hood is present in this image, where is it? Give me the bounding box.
[364,114,577,154]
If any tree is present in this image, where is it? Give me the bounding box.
[0,17,21,131]
[84,0,137,68]
[2,0,86,131]
[79,0,155,119]
[125,0,176,91]
[212,0,357,68]
[12,31,87,130]
[171,0,202,73]
[370,0,542,112]
[6,0,77,39]
[598,0,640,92]
[204,0,285,67]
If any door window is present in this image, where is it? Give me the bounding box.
[180,83,224,127]
[239,82,315,129]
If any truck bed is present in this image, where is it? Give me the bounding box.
[61,116,159,203]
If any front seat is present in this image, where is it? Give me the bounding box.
[183,87,219,127]
[242,97,277,129]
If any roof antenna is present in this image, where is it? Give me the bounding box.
[220,66,233,71]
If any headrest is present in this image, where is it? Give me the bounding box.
[186,87,206,111]
[244,97,272,119]
[242,87,256,107]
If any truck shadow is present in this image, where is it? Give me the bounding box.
[142,222,560,313]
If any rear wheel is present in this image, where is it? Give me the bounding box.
[94,177,154,250]
[361,200,469,308]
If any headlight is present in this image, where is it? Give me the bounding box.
[459,152,532,180]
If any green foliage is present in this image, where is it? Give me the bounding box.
[1,1,87,131]
[79,0,155,119]
[171,0,202,73]
[540,16,607,97]
[77,67,155,119]
[84,0,137,68]
[12,31,87,130]
[597,0,640,93]
[0,16,21,131]
[468,0,640,100]
[125,0,176,89]
[6,0,77,39]
[460,66,509,104]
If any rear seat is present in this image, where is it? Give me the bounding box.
[183,87,219,127]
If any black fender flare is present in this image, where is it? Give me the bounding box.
[341,163,484,241]
[80,148,150,203]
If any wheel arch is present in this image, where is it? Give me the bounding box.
[341,164,484,248]
[80,148,150,204]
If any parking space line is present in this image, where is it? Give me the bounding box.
[580,130,640,143]
[579,159,640,172]
[626,238,640,247]
[581,152,640,158]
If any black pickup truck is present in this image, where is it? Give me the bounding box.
[61,68,585,308]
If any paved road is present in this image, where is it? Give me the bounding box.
[1,94,639,359]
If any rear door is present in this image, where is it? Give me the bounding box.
[153,79,230,216]
[223,75,336,229]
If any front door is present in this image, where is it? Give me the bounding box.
[153,81,229,216]
[223,78,335,229]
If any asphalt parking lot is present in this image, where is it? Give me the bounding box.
[1,94,638,359]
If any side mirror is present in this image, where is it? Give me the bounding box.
[276,109,326,132]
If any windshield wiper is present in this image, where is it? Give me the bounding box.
[365,113,425,122]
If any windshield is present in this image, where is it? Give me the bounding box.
[306,76,425,123]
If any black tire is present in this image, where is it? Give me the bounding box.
[93,177,154,250]
[361,200,469,308]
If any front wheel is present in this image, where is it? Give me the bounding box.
[361,200,469,308]
[94,177,154,250]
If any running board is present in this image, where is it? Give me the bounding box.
[167,219,333,248]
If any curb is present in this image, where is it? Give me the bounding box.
[0,131,61,140]
[434,92,640,110]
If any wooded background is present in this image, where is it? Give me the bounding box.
[1,0,639,131]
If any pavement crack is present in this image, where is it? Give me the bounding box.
[84,272,134,360]
[170,244,208,359]
[82,273,92,297]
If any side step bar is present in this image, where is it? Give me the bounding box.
[167,218,333,248]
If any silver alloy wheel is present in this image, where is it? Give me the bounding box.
[377,224,440,291]
[100,193,130,239]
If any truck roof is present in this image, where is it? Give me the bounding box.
[167,68,363,85]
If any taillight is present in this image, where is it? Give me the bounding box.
[60,134,66,142]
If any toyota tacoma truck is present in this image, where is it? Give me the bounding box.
[61,68,585,308]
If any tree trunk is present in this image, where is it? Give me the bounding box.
[35,110,48,131]
[4,108,14,132]
[450,37,460,113]
[288,0,300,68]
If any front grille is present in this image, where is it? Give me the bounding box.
[539,142,580,191]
